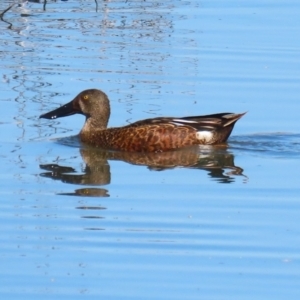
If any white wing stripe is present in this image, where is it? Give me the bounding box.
[171,119,198,124]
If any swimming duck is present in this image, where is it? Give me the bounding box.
[40,89,245,152]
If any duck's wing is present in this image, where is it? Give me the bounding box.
[129,112,246,131]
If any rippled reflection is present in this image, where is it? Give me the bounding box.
[39,145,245,193]
[0,3,14,28]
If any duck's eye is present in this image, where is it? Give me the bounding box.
[83,95,89,101]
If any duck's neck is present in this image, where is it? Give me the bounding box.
[81,116,108,135]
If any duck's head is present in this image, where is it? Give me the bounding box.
[40,89,111,129]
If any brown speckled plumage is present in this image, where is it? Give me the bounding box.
[40,89,245,152]
[80,124,198,152]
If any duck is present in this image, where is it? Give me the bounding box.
[40,89,245,152]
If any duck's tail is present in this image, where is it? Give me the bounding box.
[222,112,247,127]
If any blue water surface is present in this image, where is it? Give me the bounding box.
[1,0,300,299]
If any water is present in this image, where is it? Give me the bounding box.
[1,0,300,299]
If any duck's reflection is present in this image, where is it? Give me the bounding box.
[59,188,109,198]
[40,145,245,190]
[39,146,245,229]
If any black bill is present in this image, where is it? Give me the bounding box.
[40,100,78,119]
